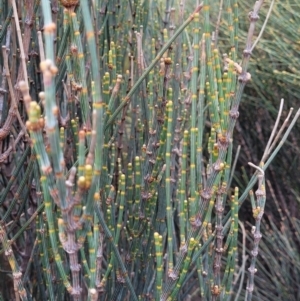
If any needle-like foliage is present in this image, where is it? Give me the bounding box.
[0,1,299,301]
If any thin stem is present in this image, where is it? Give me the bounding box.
[11,0,29,90]
[250,0,275,52]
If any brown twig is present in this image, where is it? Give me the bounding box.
[2,46,28,136]
[0,0,34,141]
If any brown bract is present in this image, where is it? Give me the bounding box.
[59,0,79,8]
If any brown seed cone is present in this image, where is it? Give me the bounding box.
[59,0,79,8]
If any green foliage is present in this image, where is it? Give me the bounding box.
[0,0,298,301]
[232,0,300,215]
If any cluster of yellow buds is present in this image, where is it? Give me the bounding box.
[26,101,44,131]
[77,165,93,190]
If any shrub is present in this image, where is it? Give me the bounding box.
[0,0,298,300]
